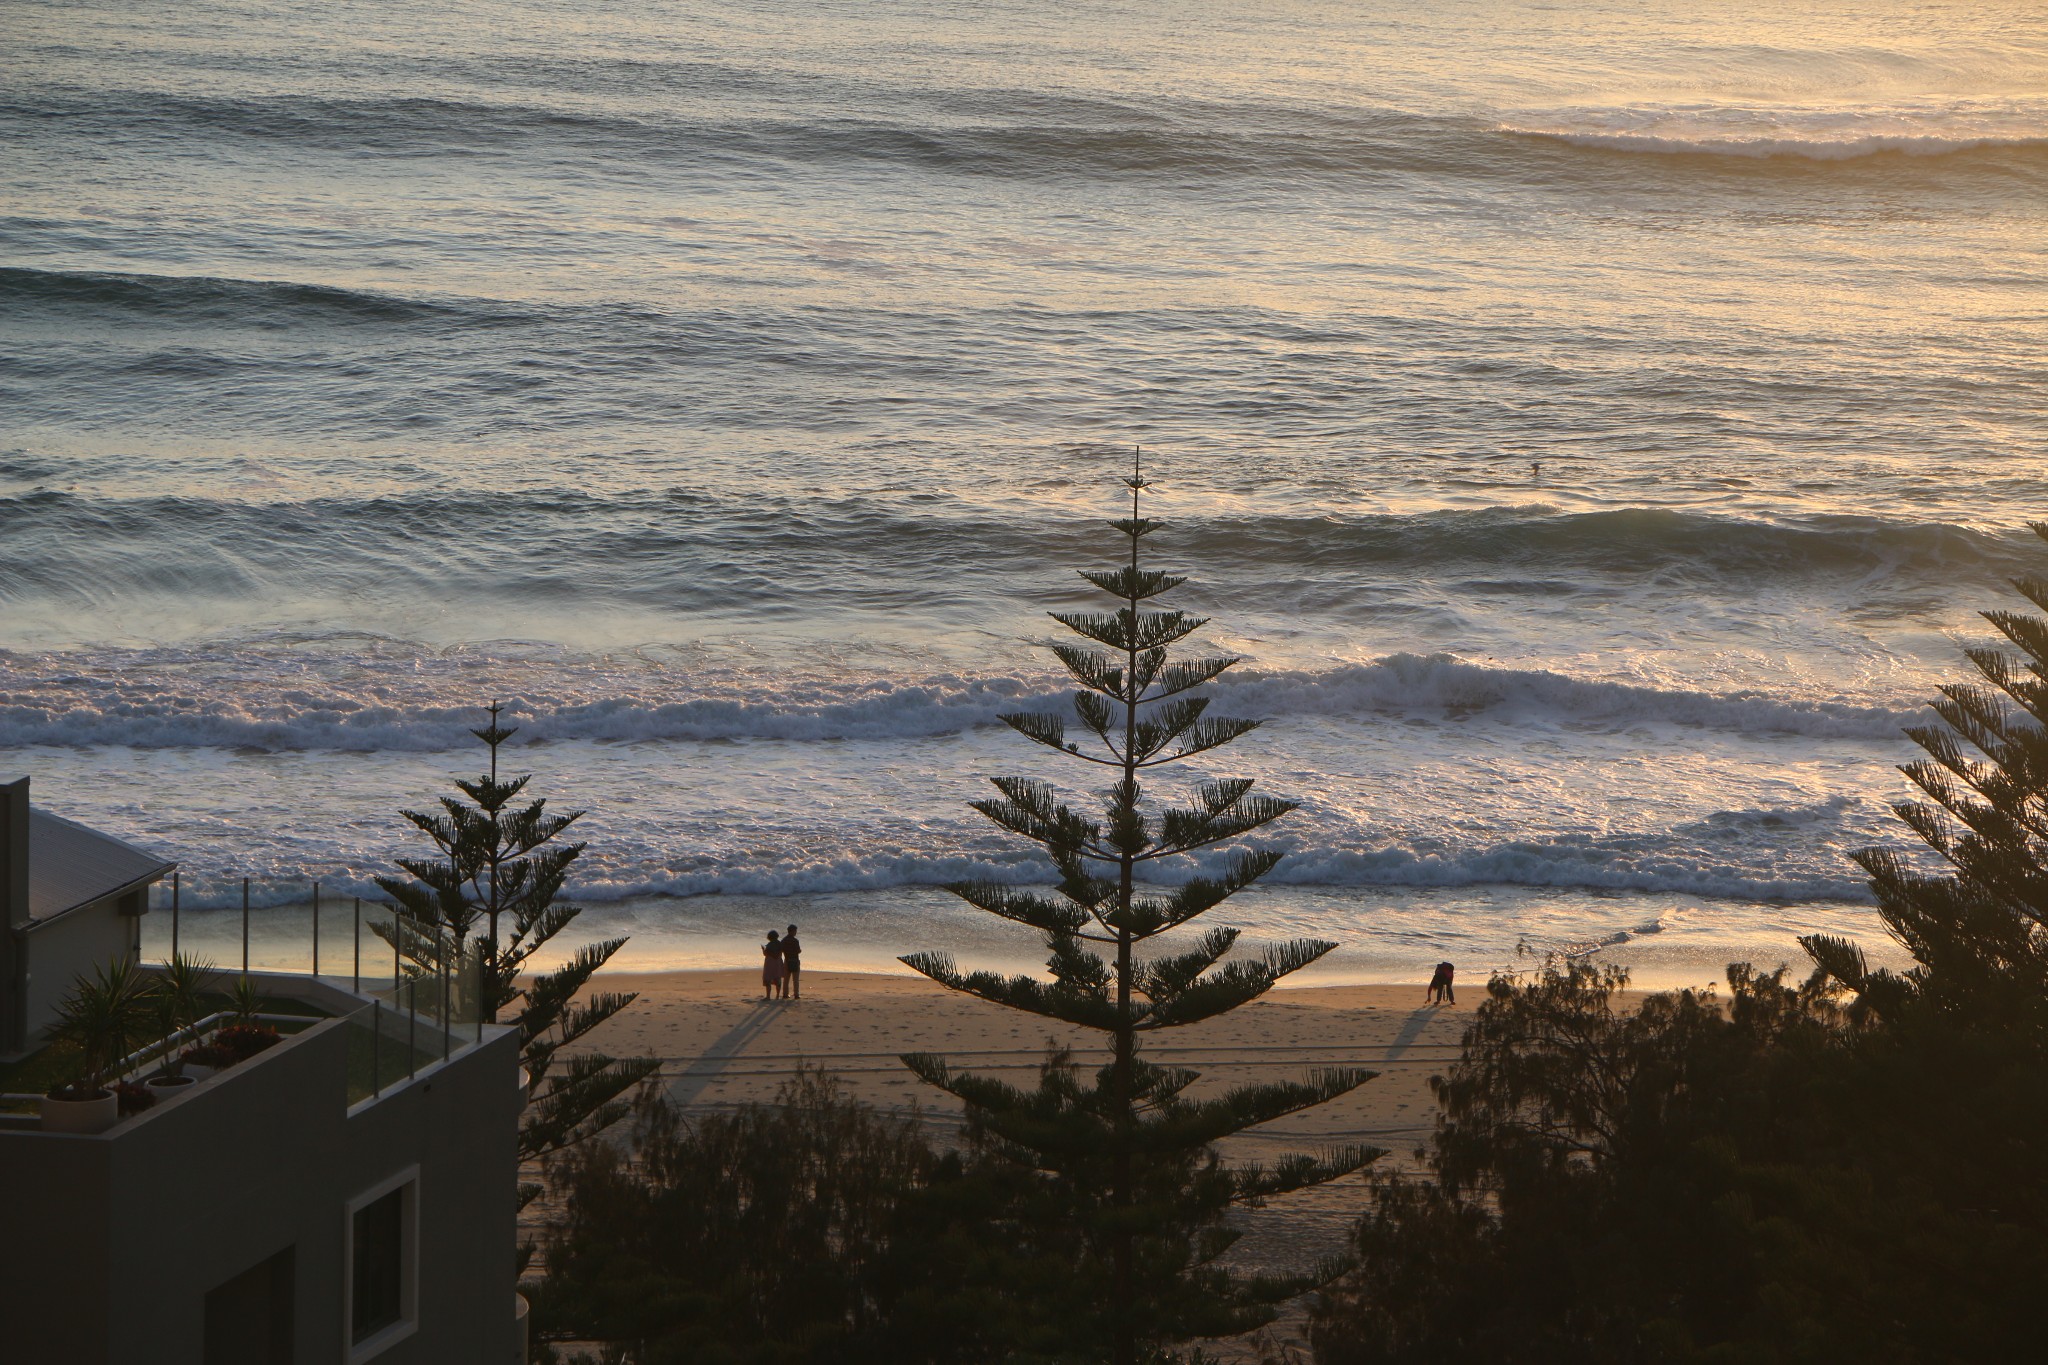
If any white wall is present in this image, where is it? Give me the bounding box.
[23,898,138,1045]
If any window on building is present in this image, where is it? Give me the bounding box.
[345,1171,418,1359]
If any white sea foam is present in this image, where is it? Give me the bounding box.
[0,650,1921,751]
[142,815,1873,911]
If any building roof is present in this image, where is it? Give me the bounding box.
[27,809,176,923]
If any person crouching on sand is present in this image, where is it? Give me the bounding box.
[1426,961,1456,1006]
[763,930,787,1001]
[780,924,802,1000]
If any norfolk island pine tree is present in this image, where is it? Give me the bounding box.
[901,460,1383,1363]
[1807,518,2048,1018]
[376,706,658,1231]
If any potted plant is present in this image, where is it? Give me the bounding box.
[149,952,220,1092]
[41,958,152,1134]
[213,976,280,1063]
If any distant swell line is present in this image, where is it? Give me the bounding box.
[1515,127,2048,161]
[2,489,2031,594]
[19,87,2044,183]
[0,264,506,328]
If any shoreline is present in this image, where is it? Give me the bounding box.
[140,882,1889,996]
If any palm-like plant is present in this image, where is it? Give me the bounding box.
[228,976,263,1028]
[45,958,153,1099]
[153,953,220,1079]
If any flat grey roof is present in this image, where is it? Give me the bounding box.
[27,809,176,923]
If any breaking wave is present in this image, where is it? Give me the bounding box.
[154,809,1875,909]
[0,649,1921,751]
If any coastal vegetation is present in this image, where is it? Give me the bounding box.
[42,956,154,1100]
[534,1069,980,1363]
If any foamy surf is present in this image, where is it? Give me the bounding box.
[0,650,1924,751]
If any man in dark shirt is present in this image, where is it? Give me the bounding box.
[781,925,802,1000]
[1426,961,1455,1005]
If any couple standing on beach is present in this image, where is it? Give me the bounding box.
[762,926,802,1001]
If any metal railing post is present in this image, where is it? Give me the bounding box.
[241,877,250,981]
[407,977,418,1080]
[352,897,362,993]
[371,1000,383,1097]
[441,940,451,1064]
[312,882,320,978]
[170,870,180,962]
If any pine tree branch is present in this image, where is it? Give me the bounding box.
[1228,1145,1385,1204]
[946,881,1095,935]
[1081,566,1188,601]
[1147,656,1240,700]
[1139,939,1339,1029]
[1134,1069,1378,1149]
[1049,608,1209,653]
[900,952,1125,1031]
[1134,927,1241,1003]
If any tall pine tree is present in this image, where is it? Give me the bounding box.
[902,460,1380,1363]
[378,705,658,1165]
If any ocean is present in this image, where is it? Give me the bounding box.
[4,0,2045,986]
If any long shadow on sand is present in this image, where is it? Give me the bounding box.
[1383,1004,1445,1064]
[666,1001,783,1108]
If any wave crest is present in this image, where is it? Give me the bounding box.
[0,649,1920,751]
[154,814,1874,909]
[1516,128,2048,161]
[0,264,500,328]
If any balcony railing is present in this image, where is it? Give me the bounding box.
[2,953,493,1133]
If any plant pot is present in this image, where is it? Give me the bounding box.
[180,1045,233,1074]
[41,1089,118,1134]
[146,1074,198,1099]
[216,1024,280,1061]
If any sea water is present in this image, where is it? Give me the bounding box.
[4,0,2045,986]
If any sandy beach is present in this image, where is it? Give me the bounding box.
[573,970,1481,1284]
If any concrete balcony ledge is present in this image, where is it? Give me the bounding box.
[0,967,515,1140]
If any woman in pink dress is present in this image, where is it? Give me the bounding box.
[762,931,787,1000]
